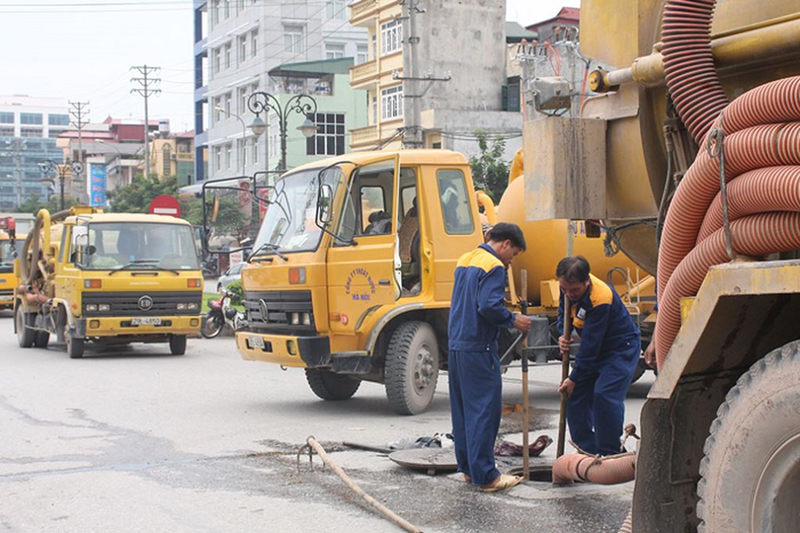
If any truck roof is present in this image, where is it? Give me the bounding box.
[288,149,469,174]
[66,213,191,225]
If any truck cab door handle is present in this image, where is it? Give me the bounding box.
[378,279,391,286]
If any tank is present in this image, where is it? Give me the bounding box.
[497,177,650,303]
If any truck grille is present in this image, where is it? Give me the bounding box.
[243,290,315,333]
[82,291,202,317]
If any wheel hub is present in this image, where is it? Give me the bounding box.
[752,432,800,532]
[413,345,435,392]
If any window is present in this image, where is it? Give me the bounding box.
[0,112,12,124]
[251,137,259,164]
[356,44,368,64]
[237,139,246,168]
[213,48,221,74]
[20,113,43,125]
[437,169,474,235]
[212,0,220,25]
[225,143,232,169]
[284,25,304,54]
[325,43,345,60]
[251,29,258,57]
[20,127,42,138]
[337,160,395,241]
[213,96,221,123]
[224,43,232,69]
[214,146,222,171]
[381,20,402,55]
[381,86,403,120]
[307,113,345,156]
[372,95,377,122]
[224,92,232,116]
[0,127,14,136]
[49,129,66,138]
[224,0,230,18]
[48,114,69,126]
[238,86,248,114]
[238,35,247,63]
[162,145,172,176]
[326,0,345,20]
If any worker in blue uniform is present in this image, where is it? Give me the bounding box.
[556,256,640,456]
[448,223,531,492]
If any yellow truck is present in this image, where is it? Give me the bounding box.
[206,150,649,415]
[0,227,21,310]
[15,207,203,358]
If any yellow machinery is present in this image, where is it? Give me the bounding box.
[208,149,650,415]
[0,229,22,309]
[14,207,203,358]
[521,0,800,530]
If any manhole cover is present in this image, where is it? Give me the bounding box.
[388,448,458,475]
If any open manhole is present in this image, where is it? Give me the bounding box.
[507,464,553,483]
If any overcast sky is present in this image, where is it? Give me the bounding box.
[0,0,579,133]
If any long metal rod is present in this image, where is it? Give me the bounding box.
[520,269,530,481]
[557,298,573,458]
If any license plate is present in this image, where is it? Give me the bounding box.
[131,317,162,326]
[248,336,265,349]
[0,295,12,301]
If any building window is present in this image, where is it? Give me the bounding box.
[307,113,345,156]
[381,86,403,120]
[325,43,345,60]
[237,139,246,168]
[213,48,221,74]
[356,44,368,64]
[238,86,248,114]
[48,114,69,126]
[381,20,402,55]
[162,145,172,176]
[20,127,43,138]
[212,0,220,25]
[0,112,13,124]
[224,43,232,69]
[238,35,247,64]
[225,143,232,169]
[284,25,304,54]
[20,113,43,125]
[251,137,259,164]
[224,92,232,116]
[213,97,221,123]
[49,129,66,138]
[372,95,378,122]
[224,0,230,19]
[326,0,345,20]
[251,29,258,58]
[214,146,222,171]
[0,126,14,136]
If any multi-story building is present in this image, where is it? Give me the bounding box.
[193,0,367,183]
[348,0,522,157]
[0,96,70,209]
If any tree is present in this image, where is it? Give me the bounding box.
[107,175,178,214]
[468,130,511,203]
[17,195,79,215]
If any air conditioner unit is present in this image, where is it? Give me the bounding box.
[170,154,177,160]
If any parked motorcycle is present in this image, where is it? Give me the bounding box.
[201,290,246,338]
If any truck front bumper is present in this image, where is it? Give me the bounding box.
[236,331,331,368]
[79,315,202,337]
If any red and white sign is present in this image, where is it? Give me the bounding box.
[149,194,181,218]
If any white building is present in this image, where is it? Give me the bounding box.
[193,0,367,182]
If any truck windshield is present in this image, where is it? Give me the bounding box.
[251,167,339,256]
[80,222,200,270]
[0,240,16,272]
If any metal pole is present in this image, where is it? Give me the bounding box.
[144,67,150,180]
[59,169,65,211]
[279,114,287,172]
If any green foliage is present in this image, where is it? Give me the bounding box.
[227,280,244,306]
[468,130,511,203]
[107,175,178,214]
[179,197,204,227]
[17,195,80,216]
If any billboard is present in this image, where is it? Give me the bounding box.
[89,163,107,207]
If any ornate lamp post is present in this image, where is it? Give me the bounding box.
[246,92,317,173]
[38,159,84,210]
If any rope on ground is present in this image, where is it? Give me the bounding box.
[301,436,423,533]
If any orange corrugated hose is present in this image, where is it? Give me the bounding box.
[552,452,636,485]
[655,76,800,366]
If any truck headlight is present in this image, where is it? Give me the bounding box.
[302,313,311,326]
[290,312,300,325]
[98,304,111,311]
[85,304,98,311]
[188,302,199,310]
[177,303,187,310]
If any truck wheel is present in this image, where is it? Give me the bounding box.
[385,321,439,415]
[64,324,85,359]
[697,340,800,532]
[169,335,187,355]
[34,330,50,348]
[305,369,360,401]
[15,306,35,348]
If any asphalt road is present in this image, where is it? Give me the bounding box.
[0,312,654,532]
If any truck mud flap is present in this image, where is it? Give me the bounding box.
[298,336,331,367]
[331,352,371,374]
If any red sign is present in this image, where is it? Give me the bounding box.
[149,194,181,218]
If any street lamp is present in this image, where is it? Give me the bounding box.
[39,159,84,210]
[247,92,317,173]
[214,105,247,175]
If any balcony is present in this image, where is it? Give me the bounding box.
[350,125,379,149]
[349,0,378,26]
[350,60,378,90]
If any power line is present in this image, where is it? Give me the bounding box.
[130,64,161,180]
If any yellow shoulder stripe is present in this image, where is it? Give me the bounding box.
[456,247,503,273]
[589,274,613,306]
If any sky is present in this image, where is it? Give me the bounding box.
[0,0,580,133]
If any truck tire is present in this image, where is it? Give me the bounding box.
[169,334,187,355]
[697,340,800,533]
[64,324,85,359]
[385,321,439,415]
[305,369,360,401]
[15,306,35,348]
[34,330,50,348]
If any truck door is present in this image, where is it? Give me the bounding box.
[326,156,399,336]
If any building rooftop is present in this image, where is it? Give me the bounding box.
[269,57,355,78]
[505,21,538,43]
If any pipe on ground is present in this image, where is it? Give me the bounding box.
[552,452,636,485]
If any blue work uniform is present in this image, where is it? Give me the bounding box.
[557,274,640,456]
[448,243,516,486]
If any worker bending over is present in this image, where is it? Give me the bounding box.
[556,256,640,456]
[448,223,531,492]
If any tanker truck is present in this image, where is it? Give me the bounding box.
[0,217,21,310]
[15,207,204,358]
[518,0,800,530]
[203,150,652,415]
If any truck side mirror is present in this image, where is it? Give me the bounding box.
[317,183,333,226]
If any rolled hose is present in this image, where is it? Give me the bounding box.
[552,452,636,485]
[656,76,800,366]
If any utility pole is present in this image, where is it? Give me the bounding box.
[131,65,161,180]
[69,100,89,200]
